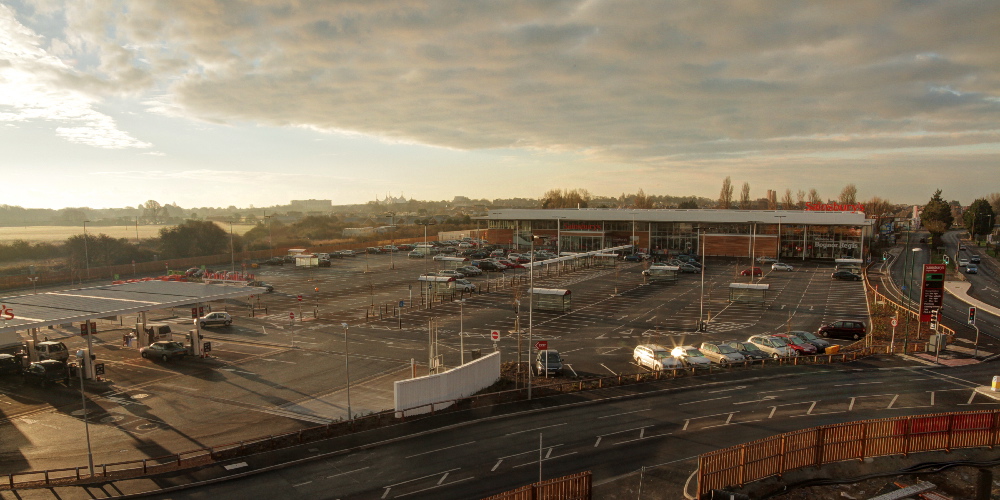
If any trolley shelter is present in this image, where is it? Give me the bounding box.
[644,264,679,283]
[835,258,863,274]
[728,283,770,304]
[295,254,320,267]
[435,256,469,270]
[418,275,456,300]
[592,253,619,269]
[531,288,572,312]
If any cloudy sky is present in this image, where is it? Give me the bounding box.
[1,0,997,210]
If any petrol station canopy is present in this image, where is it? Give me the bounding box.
[0,281,261,335]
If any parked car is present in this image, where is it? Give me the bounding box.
[740,267,763,277]
[536,350,563,376]
[756,256,777,263]
[631,344,679,371]
[678,263,700,273]
[247,281,274,292]
[454,279,477,292]
[773,333,817,355]
[966,265,979,274]
[670,346,712,368]
[498,259,524,269]
[456,266,482,276]
[23,360,69,387]
[437,270,465,279]
[407,251,425,258]
[698,342,745,365]
[0,353,22,376]
[747,335,795,359]
[195,312,232,328]
[35,341,69,362]
[623,253,647,262]
[723,340,768,361]
[365,247,383,254]
[831,270,862,281]
[185,267,200,277]
[338,249,357,257]
[788,331,831,353]
[262,257,284,266]
[140,341,189,362]
[771,262,794,271]
[817,320,867,340]
[476,261,504,272]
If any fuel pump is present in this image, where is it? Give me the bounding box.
[76,348,96,380]
[187,328,204,357]
[24,339,38,363]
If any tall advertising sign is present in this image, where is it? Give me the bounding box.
[919,264,946,322]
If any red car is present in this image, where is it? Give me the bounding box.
[773,334,817,355]
[740,267,763,277]
[498,259,524,269]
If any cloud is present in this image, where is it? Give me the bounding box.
[0,4,151,149]
[15,0,1000,185]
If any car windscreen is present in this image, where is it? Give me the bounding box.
[741,343,762,351]
[798,332,819,340]
[770,338,789,346]
[685,349,703,357]
[164,342,185,349]
[717,345,737,354]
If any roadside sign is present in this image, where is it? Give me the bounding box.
[399,300,405,308]
[890,317,898,327]
[289,312,295,320]
[94,363,105,376]
[297,295,303,302]
[918,264,946,322]
[204,342,212,353]
[534,340,548,350]
[490,330,500,341]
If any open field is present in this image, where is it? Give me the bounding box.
[0,223,258,243]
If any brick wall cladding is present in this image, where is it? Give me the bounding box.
[703,235,777,258]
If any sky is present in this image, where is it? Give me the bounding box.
[1,0,998,210]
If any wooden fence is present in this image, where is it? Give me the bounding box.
[481,471,591,500]
[698,409,1000,497]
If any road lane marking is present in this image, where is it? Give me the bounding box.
[505,423,566,436]
[600,364,618,375]
[512,452,577,468]
[682,412,737,431]
[327,466,369,479]
[292,481,312,487]
[393,476,475,498]
[886,394,900,409]
[404,441,475,459]
[708,385,747,394]
[679,396,731,406]
[598,408,651,419]
[833,382,884,387]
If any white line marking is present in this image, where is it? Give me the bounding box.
[600,363,618,375]
[223,462,248,470]
[491,460,503,471]
[708,385,747,394]
[887,395,899,409]
[806,401,817,415]
[505,423,566,436]
[293,481,312,487]
[598,408,651,419]
[512,452,577,468]
[394,476,476,498]
[327,466,370,479]
[833,382,884,387]
[594,437,602,447]
[679,396,731,406]
[405,442,475,459]
[437,472,449,485]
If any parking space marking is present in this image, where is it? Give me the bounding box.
[505,423,566,436]
[599,408,651,419]
[404,441,475,459]
[679,396,731,406]
[682,412,737,431]
[327,466,370,479]
[600,364,617,376]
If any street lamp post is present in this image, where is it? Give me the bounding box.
[459,299,466,365]
[528,234,536,400]
[902,226,922,351]
[28,276,38,294]
[229,221,236,274]
[774,215,786,263]
[82,220,90,280]
[341,322,352,420]
[631,212,637,255]
[389,212,395,270]
[264,214,273,259]
[696,226,706,331]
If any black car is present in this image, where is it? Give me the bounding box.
[0,353,22,376]
[247,281,274,292]
[723,340,768,361]
[831,270,862,281]
[818,320,867,340]
[262,257,284,266]
[23,360,69,387]
[970,255,981,264]
[140,341,189,361]
[476,261,504,272]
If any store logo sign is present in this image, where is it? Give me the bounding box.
[805,203,865,212]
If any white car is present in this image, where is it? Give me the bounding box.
[454,279,476,292]
[633,344,683,371]
[194,311,232,328]
[756,256,777,263]
[437,269,465,278]
[771,262,794,271]
[958,258,970,267]
[747,335,795,359]
[671,346,712,368]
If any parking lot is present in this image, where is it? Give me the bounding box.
[0,249,869,473]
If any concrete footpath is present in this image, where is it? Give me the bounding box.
[945,280,1000,317]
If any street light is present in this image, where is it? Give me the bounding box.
[76,349,95,476]
[28,276,38,294]
[388,212,396,270]
[229,221,236,274]
[82,220,90,279]
[748,221,761,283]
[341,322,352,421]
[264,214,273,259]
[695,226,706,331]
[554,216,566,255]
[774,215,786,263]
[459,299,466,365]
[902,225,922,351]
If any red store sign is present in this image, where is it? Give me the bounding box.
[562,224,602,231]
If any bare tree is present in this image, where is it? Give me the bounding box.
[988,192,1000,215]
[542,188,591,209]
[781,189,794,209]
[719,177,734,209]
[839,184,858,204]
[808,189,821,204]
[796,190,806,209]
[633,189,653,209]
[739,182,751,209]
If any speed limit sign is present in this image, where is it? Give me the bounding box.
[891,317,898,327]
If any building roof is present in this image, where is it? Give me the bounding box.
[0,281,259,335]
[484,208,869,226]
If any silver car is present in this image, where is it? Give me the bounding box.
[747,335,795,359]
[698,342,746,365]
[671,346,712,368]
[633,344,683,371]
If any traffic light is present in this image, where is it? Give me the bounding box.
[930,309,939,331]
[969,307,977,325]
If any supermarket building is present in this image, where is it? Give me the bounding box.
[481,208,872,261]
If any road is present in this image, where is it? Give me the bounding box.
[142,361,1000,499]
